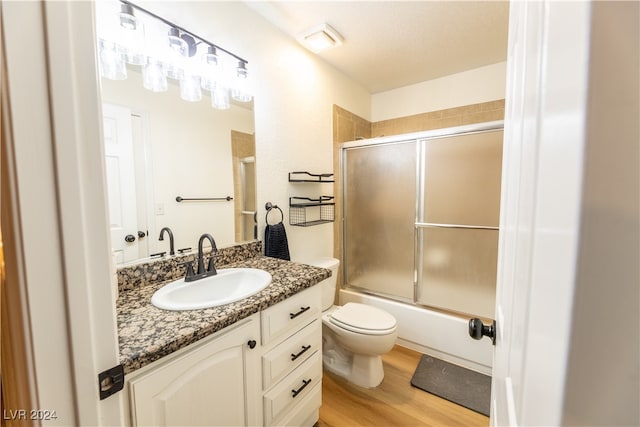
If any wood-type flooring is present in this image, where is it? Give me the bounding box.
[318,345,490,427]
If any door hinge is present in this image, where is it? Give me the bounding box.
[98,364,124,400]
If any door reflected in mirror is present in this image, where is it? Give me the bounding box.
[100,68,256,265]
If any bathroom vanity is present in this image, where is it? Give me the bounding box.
[116,244,328,427]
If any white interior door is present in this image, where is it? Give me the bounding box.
[491,1,591,425]
[102,103,140,263]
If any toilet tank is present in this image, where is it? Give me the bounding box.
[305,257,340,311]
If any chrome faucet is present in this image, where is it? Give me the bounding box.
[184,233,218,282]
[158,227,175,256]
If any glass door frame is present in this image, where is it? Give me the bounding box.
[340,120,504,316]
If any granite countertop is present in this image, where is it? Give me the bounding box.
[117,256,330,374]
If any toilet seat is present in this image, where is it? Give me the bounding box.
[329,303,397,336]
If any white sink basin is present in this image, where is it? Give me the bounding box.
[151,268,272,311]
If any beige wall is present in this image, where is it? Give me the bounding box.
[372,61,507,121]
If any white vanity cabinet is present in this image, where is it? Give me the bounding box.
[260,285,323,427]
[124,285,323,427]
[126,314,262,427]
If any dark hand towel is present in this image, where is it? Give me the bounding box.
[264,222,291,260]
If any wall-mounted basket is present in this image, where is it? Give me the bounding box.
[288,171,334,183]
[289,196,335,227]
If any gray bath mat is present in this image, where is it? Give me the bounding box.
[410,355,491,416]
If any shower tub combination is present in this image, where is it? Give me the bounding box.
[339,121,504,375]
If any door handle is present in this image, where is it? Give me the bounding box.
[138,230,147,239]
[468,318,496,345]
[124,234,136,243]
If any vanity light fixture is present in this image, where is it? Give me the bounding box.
[298,23,344,53]
[96,0,252,108]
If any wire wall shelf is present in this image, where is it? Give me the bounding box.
[289,196,335,227]
[288,171,335,183]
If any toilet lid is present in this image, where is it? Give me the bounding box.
[329,303,397,335]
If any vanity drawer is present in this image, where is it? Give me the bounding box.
[261,285,321,345]
[263,351,322,426]
[268,382,321,427]
[262,319,321,390]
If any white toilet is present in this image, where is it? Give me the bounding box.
[307,258,398,388]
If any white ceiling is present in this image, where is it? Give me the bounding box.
[248,1,510,94]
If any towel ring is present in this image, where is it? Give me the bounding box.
[265,202,284,225]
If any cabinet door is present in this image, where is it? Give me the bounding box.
[129,317,261,427]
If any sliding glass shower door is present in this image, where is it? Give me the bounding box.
[416,130,503,318]
[344,140,417,301]
[343,126,503,319]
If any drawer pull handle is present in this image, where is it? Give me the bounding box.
[289,306,311,319]
[290,345,311,361]
[291,378,312,398]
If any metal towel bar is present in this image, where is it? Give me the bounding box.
[176,196,233,202]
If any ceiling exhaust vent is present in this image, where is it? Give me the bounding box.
[297,23,344,53]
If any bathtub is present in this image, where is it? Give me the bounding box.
[340,289,493,375]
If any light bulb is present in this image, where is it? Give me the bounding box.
[143,60,168,92]
[164,27,188,79]
[98,39,127,80]
[201,46,223,91]
[231,61,251,102]
[211,84,230,110]
[180,74,202,102]
[120,22,146,65]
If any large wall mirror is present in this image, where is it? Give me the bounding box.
[97,3,257,266]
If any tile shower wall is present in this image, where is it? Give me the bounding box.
[333,99,505,143]
[372,99,505,137]
[333,105,373,142]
